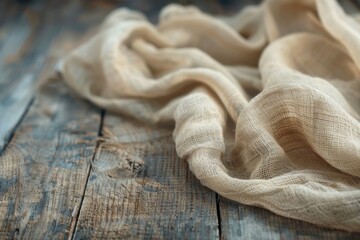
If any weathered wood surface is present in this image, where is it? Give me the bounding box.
[0,0,114,152]
[219,199,360,239]
[0,1,33,151]
[0,0,360,239]
[0,0,108,238]
[0,0,73,151]
[0,81,101,239]
[73,114,219,239]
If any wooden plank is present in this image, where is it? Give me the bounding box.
[0,81,101,239]
[0,0,114,153]
[0,4,34,149]
[0,2,23,51]
[72,113,219,239]
[0,2,112,236]
[219,197,360,239]
[0,1,60,152]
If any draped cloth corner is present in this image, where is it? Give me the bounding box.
[59,0,360,231]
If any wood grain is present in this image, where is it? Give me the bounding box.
[73,113,219,239]
[0,0,112,152]
[0,81,101,239]
[0,0,64,152]
[0,1,118,238]
[219,197,360,240]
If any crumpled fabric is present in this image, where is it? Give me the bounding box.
[59,0,360,231]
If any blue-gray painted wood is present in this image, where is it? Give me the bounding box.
[220,197,360,240]
[0,81,101,239]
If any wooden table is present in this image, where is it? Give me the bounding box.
[1,0,360,239]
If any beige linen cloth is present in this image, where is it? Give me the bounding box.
[59,0,360,231]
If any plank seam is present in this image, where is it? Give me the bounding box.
[0,96,35,155]
[68,109,105,240]
[216,193,222,239]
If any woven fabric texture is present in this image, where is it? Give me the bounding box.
[59,0,360,231]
